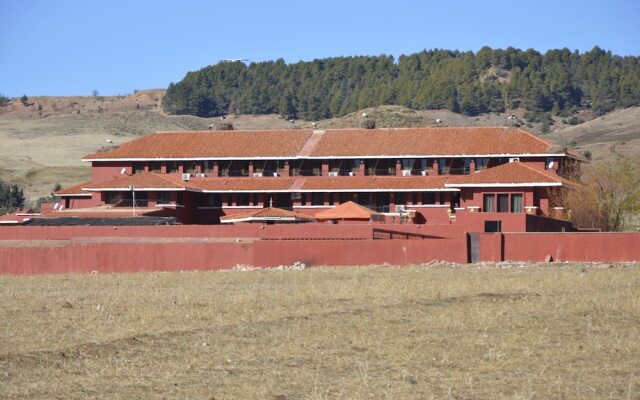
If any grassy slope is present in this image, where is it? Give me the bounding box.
[1,90,638,202]
[0,264,638,399]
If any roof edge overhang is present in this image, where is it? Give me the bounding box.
[82,187,459,193]
[220,216,312,224]
[82,153,567,162]
[445,182,563,188]
[82,187,190,192]
[55,193,93,197]
[200,188,460,193]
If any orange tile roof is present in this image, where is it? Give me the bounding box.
[315,201,382,220]
[189,178,295,192]
[301,176,451,191]
[310,127,555,157]
[83,172,187,190]
[220,207,314,223]
[84,130,314,160]
[445,162,578,187]
[83,127,562,161]
[55,181,94,196]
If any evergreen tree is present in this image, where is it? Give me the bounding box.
[0,180,25,214]
[162,48,640,119]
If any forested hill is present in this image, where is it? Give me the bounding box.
[162,47,640,121]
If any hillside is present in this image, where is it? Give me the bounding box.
[0,91,638,203]
[547,106,640,161]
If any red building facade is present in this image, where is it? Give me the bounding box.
[55,127,584,231]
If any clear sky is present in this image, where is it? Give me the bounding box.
[1,0,639,97]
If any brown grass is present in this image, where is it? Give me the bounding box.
[1,264,639,399]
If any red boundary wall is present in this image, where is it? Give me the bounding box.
[1,227,639,275]
[0,237,467,275]
[0,224,463,240]
[501,232,640,262]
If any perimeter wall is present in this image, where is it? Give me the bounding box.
[0,226,638,275]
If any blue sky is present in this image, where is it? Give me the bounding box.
[1,0,639,97]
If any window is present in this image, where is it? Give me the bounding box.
[133,162,145,174]
[375,193,390,212]
[485,220,502,232]
[156,192,172,204]
[149,162,162,173]
[497,194,509,213]
[511,194,523,213]
[483,194,494,212]
[199,193,220,207]
[185,161,197,174]
[476,158,489,171]
[423,193,436,205]
[166,161,180,174]
[235,193,249,206]
[339,192,353,204]
[312,192,325,206]
[105,192,123,205]
[401,158,415,171]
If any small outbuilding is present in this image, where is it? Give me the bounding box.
[220,207,314,224]
[314,201,384,223]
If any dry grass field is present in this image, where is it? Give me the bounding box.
[1,264,639,399]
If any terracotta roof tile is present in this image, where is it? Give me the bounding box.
[84,130,313,159]
[188,178,295,192]
[301,176,451,191]
[83,127,562,161]
[445,162,578,186]
[310,127,554,157]
[55,181,94,196]
[220,207,314,222]
[315,201,382,220]
[83,172,187,190]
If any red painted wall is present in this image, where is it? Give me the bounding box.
[1,229,639,275]
[0,223,464,241]
[456,212,528,232]
[91,162,130,183]
[502,232,640,262]
[0,237,467,275]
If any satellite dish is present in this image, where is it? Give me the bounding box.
[120,168,126,175]
[547,160,554,169]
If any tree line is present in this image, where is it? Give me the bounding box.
[162,47,640,120]
[0,180,25,215]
